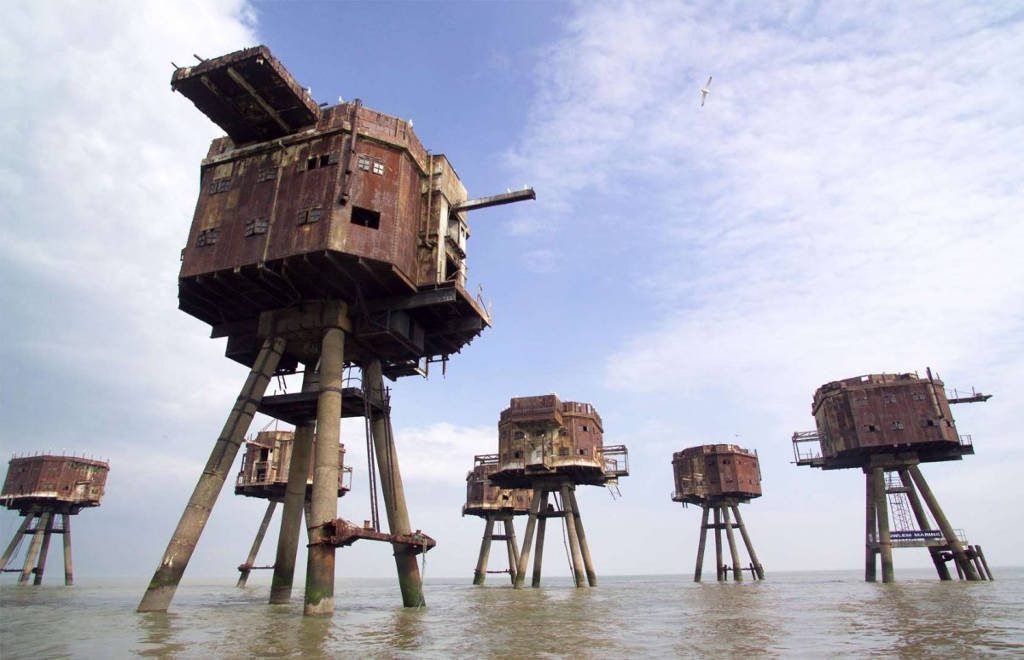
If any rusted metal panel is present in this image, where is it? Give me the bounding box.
[171,46,320,144]
[812,373,962,464]
[235,430,350,500]
[1,455,109,515]
[671,444,761,504]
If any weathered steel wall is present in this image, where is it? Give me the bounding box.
[671,444,761,504]
[812,373,959,460]
[463,457,532,516]
[1,455,109,512]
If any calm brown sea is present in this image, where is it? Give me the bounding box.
[2,570,1023,657]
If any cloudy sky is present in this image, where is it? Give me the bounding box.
[1,1,1021,592]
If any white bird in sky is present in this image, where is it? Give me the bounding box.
[699,75,712,107]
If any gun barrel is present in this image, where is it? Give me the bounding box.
[453,188,536,213]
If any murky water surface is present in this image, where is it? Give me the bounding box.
[2,570,1022,657]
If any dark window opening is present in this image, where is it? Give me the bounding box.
[513,451,522,459]
[578,448,588,456]
[866,424,879,432]
[445,256,459,280]
[319,154,330,168]
[351,206,380,229]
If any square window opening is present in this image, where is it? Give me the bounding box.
[351,206,380,229]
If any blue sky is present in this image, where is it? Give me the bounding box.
[1,1,1022,587]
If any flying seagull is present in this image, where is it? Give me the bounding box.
[699,76,712,107]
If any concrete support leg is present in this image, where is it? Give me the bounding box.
[969,546,987,580]
[975,545,994,580]
[953,556,964,580]
[1,514,32,571]
[238,500,277,587]
[865,470,877,582]
[473,517,495,585]
[20,513,50,584]
[514,490,543,589]
[898,469,951,581]
[694,505,709,582]
[713,506,724,582]
[532,492,549,588]
[304,327,345,616]
[61,514,73,586]
[364,360,423,607]
[722,505,743,582]
[908,465,978,581]
[33,516,55,586]
[731,504,764,580]
[504,518,519,586]
[567,488,597,587]
[270,367,317,604]
[138,336,285,612]
[560,484,586,588]
[871,468,894,583]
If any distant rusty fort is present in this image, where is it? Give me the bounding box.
[0,44,996,599]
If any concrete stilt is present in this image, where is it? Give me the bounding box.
[975,545,993,580]
[503,517,519,585]
[969,545,987,580]
[908,465,979,581]
[304,326,345,616]
[694,505,709,582]
[270,367,317,604]
[514,490,543,589]
[1,514,32,571]
[722,505,742,582]
[365,360,424,607]
[532,492,549,588]
[473,517,495,585]
[61,514,73,586]
[897,469,951,580]
[20,512,50,584]
[559,485,586,588]
[138,336,285,612]
[237,500,278,587]
[871,468,894,583]
[865,470,878,582]
[33,515,55,585]
[566,488,596,587]
[713,506,725,582]
[730,504,764,580]
[953,556,964,579]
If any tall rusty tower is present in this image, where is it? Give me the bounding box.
[462,453,531,585]
[488,395,628,589]
[1,454,109,585]
[232,430,351,587]
[792,370,994,582]
[138,46,534,615]
[672,444,764,582]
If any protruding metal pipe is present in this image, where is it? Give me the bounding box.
[238,500,278,587]
[694,505,709,582]
[908,465,979,581]
[473,517,495,585]
[305,326,345,616]
[270,367,317,604]
[514,490,543,589]
[61,514,73,586]
[138,336,285,612]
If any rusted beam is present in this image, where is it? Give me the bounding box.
[237,500,277,588]
[452,188,536,212]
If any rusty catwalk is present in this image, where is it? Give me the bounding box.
[792,369,994,582]
[137,46,533,616]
